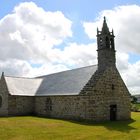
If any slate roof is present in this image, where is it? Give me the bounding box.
[5,77,42,96]
[4,65,97,96]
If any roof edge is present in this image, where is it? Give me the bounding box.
[37,64,97,78]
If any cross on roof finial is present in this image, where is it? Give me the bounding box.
[2,72,4,76]
[102,16,109,34]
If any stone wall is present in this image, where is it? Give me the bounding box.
[35,95,88,120]
[98,49,116,71]
[0,76,35,116]
[8,95,34,116]
[81,66,131,120]
[35,95,107,121]
[0,76,8,116]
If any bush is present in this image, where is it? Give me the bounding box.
[131,103,140,112]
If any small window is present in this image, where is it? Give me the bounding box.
[112,84,115,90]
[110,38,114,49]
[100,38,102,42]
[0,96,2,108]
[99,38,103,46]
[106,37,110,47]
[46,97,52,111]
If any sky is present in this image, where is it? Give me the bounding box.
[1,0,140,95]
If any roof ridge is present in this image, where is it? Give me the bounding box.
[37,64,97,78]
[5,75,35,79]
[4,64,97,79]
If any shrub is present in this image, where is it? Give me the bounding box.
[131,103,140,112]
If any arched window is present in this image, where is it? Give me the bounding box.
[112,84,115,90]
[110,38,114,49]
[98,37,103,48]
[46,97,52,111]
[106,37,110,48]
[0,96,2,108]
[100,38,102,43]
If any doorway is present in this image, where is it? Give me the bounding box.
[110,105,117,121]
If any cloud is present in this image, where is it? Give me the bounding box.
[0,2,72,62]
[26,42,97,77]
[55,42,97,67]
[121,60,140,94]
[0,2,98,77]
[0,59,31,76]
[26,62,69,77]
[0,2,97,78]
[0,2,73,77]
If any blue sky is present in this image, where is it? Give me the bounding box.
[1,0,140,94]
[1,0,140,19]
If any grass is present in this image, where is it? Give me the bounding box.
[0,112,140,140]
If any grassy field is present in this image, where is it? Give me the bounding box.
[0,112,140,140]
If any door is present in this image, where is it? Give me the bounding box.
[110,105,117,121]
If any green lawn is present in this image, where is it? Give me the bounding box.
[0,112,140,140]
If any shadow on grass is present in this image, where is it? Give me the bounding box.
[35,116,136,133]
[68,118,136,133]
[0,115,136,133]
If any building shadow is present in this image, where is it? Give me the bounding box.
[36,116,136,133]
[0,115,136,133]
[67,118,136,133]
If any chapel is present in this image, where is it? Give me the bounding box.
[0,17,131,121]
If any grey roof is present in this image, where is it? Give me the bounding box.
[4,65,97,96]
[5,77,42,96]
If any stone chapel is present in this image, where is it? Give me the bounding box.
[0,17,131,121]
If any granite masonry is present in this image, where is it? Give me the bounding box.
[0,17,131,121]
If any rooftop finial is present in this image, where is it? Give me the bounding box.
[1,72,4,79]
[102,16,109,34]
[112,29,114,35]
[2,72,4,76]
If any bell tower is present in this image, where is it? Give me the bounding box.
[97,17,116,71]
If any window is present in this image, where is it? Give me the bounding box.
[99,38,103,47]
[0,96,2,108]
[106,37,110,47]
[112,84,115,90]
[110,38,114,49]
[46,97,52,111]
[100,38,102,43]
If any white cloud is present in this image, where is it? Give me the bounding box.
[121,61,140,94]
[0,2,97,78]
[0,59,31,76]
[0,2,72,62]
[0,59,70,78]
[0,2,73,77]
[27,63,69,78]
[57,42,97,67]
[116,52,129,71]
